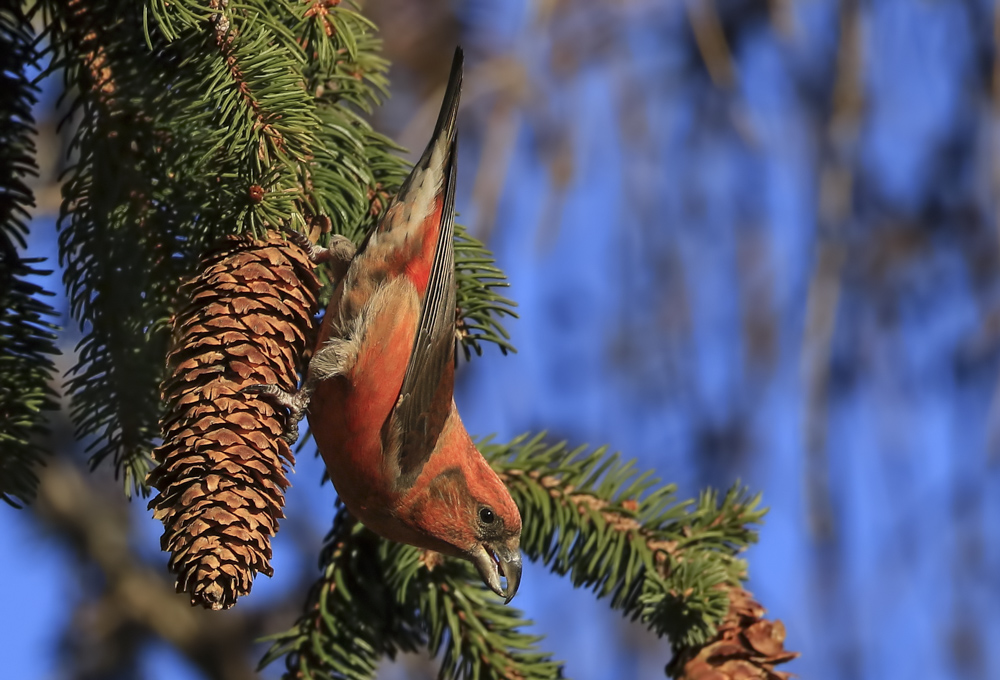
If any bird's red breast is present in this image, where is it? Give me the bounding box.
[309,275,420,512]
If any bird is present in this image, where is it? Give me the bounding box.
[247,47,522,602]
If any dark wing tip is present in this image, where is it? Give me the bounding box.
[430,46,464,149]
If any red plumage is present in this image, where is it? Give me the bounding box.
[302,47,522,601]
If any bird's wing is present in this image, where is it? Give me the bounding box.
[386,49,463,489]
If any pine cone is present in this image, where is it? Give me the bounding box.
[671,586,799,680]
[148,232,320,610]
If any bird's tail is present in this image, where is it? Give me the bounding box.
[418,46,463,170]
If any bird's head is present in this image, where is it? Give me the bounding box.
[464,478,522,604]
[409,453,523,603]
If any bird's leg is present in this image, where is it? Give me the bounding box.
[240,335,359,443]
[310,334,360,382]
[285,228,356,266]
[241,231,357,444]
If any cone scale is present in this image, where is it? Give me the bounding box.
[148,232,320,610]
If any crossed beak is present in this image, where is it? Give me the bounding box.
[471,539,522,604]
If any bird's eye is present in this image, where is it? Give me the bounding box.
[479,507,495,524]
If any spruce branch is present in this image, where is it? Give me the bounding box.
[296,1,390,113]
[417,564,562,680]
[265,434,790,680]
[283,2,519,355]
[454,225,517,358]
[146,0,517,356]
[147,0,322,234]
[0,4,61,507]
[9,2,795,676]
[289,1,397,244]
[262,505,559,680]
[484,434,782,670]
[259,510,425,680]
[41,0,197,497]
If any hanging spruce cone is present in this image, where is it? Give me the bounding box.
[670,586,799,680]
[148,231,320,610]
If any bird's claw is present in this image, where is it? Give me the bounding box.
[283,227,356,266]
[240,384,310,443]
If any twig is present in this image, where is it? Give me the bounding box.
[684,0,735,88]
[208,0,287,158]
[800,0,863,539]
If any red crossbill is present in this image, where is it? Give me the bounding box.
[249,48,522,601]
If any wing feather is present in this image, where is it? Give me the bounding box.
[386,49,463,488]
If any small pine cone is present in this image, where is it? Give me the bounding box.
[671,586,799,680]
[148,232,320,610]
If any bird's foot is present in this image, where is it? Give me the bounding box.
[240,384,311,443]
[285,228,356,266]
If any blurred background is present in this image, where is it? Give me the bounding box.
[4,0,1000,678]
